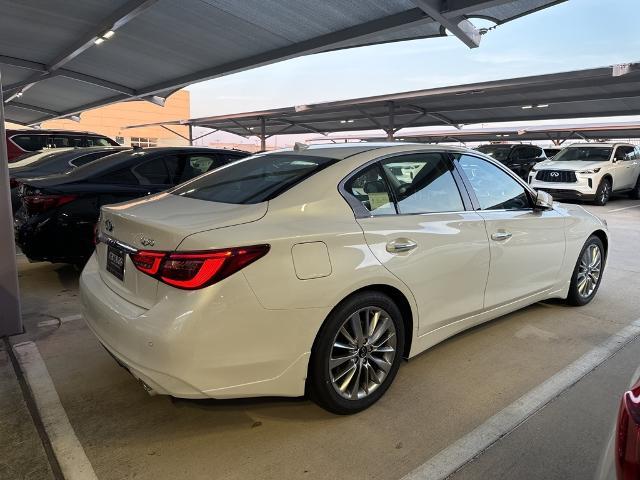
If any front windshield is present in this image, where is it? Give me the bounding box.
[553,146,612,162]
[476,145,512,162]
[172,153,338,204]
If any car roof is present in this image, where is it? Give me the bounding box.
[270,142,472,160]
[5,129,110,136]
[564,142,634,148]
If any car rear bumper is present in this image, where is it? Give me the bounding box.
[14,211,95,263]
[80,253,322,399]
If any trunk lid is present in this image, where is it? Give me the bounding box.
[96,192,268,308]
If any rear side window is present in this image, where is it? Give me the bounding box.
[10,135,47,151]
[86,137,114,147]
[133,156,179,185]
[381,153,464,214]
[345,164,396,216]
[172,154,337,204]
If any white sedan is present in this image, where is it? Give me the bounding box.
[81,143,608,414]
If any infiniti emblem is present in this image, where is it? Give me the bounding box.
[140,237,155,247]
[104,219,114,232]
[550,172,560,177]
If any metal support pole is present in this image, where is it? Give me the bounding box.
[188,124,193,146]
[386,101,395,141]
[0,72,22,337]
[259,117,266,151]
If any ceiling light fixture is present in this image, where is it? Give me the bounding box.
[94,37,105,45]
[521,105,533,109]
[537,104,549,108]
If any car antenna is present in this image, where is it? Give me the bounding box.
[293,142,309,152]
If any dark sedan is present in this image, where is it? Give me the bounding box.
[14,147,249,265]
[475,144,547,180]
[10,146,130,213]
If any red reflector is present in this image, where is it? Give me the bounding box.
[616,380,640,479]
[23,194,77,214]
[129,245,269,290]
[130,251,165,275]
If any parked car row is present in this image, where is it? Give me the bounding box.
[12,146,250,264]
[6,129,119,161]
[475,142,640,206]
[529,143,640,206]
[76,143,609,414]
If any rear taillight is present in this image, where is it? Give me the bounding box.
[616,380,640,479]
[9,178,20,189]
[23,194,78,214]
[130,245,269,290]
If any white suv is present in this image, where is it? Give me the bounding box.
[529,143,640,205]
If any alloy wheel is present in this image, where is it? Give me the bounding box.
[601,183,610,203]
[577,244,602,298]
[329,307,397,400]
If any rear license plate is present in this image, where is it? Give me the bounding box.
[106,245,125,281]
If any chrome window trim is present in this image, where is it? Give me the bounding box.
[338,148,474,219]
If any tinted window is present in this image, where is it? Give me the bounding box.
[133,157,175,185]
[615,146,635,160]
[476,145,512,162]
[381,153,463,214]
[456,154,530,210]
[173,154,337,204]
[10,135,47,151]
[345,164,396,216]
[553,147,612,162]
[95,168,138,185]
[86,137,114,147]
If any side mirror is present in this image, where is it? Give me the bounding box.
[534,190,553,210]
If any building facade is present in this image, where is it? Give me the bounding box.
[42,90,190,147]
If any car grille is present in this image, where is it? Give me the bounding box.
[536,170,577,183]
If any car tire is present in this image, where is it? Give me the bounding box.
[566,235,605,306]
[629,175,640,200]
[307,291,405,414]
[593,178,611,206]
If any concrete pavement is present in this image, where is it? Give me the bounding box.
[4,197,640,480]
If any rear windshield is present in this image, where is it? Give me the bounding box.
[172,153,338,204]
[476,145,512,162]
[553,147,612,162]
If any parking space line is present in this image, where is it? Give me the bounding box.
[37,314,83,328]
[607,204,640,213]
[401,319,640,480]
[12,341,98,480]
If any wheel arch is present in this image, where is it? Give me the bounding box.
[600,173,613,186]
[590,229,609,259]
[310,284,415,362]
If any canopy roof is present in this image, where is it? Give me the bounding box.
[125,62,640,140]
[1,0,565,126]
[312,121,640,144]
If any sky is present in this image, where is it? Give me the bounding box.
[187,0,640,146]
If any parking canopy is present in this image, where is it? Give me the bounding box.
[0,0,566,126]
[317,121,640,144]
[124,62,640,142]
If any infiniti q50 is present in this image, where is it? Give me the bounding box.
[80,144,608,414]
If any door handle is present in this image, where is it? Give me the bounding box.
[491,231,512,241]
[386,238,417,253]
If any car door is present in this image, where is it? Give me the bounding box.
[613,146,638,189]
[345,151,490,335]
[454,153,566,308]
